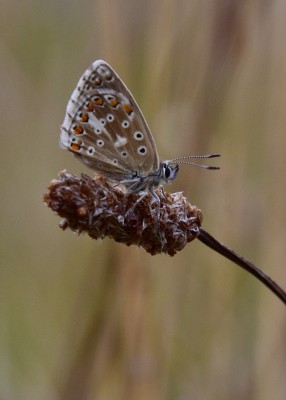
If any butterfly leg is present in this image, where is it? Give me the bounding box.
[124,192,148,220]
[124,188,161,221]
[160,185,171,203]
[149,188,161,222]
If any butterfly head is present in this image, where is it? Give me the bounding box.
[160,161,179,184]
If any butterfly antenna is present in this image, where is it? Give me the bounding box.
[169,154,220,170]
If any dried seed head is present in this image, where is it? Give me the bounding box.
[43,171,203,256]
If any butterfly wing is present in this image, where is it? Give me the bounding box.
[60,60,160,181]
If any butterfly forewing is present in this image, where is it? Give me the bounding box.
[60,60,160,181]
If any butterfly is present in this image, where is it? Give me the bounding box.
[60,60,219,200]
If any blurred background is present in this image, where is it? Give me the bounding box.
[1,0,286,399]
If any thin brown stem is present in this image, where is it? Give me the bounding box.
[198,228,286,305]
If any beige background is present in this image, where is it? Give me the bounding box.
[1,1,286,399]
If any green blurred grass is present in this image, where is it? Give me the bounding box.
[1,0,286,399]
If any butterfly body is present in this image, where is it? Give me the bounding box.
[119,162,179,194]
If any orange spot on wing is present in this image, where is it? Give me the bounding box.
[123,104,134,115]
[73,125,84,135]
[81,113,89,122]
[87,104,94,111]
[94,98,104,106]
[110,98,119,107]
[70,141,82,152]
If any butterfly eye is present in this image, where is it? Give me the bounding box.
[162,163,179,183]
[164,165,171,179]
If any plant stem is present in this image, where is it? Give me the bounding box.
[198,228,286,305]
